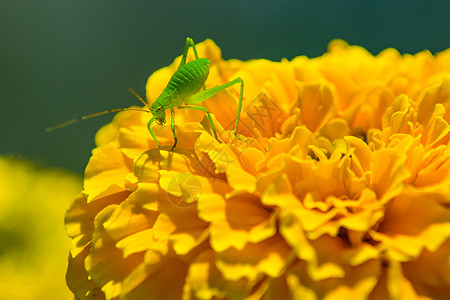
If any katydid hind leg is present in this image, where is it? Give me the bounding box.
[187,77,244,135]
[178,37,200,69]
[178,37,206,90]
[234,78,244,136]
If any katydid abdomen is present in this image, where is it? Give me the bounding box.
[160,58,211,106]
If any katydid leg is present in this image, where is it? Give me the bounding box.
[233,78,244,136]
[187,77,244,135]
[178,105,220,143]
[178,38,205,90]
[178,37,200,69]
[147,117,161,147]
[170,107,177,150]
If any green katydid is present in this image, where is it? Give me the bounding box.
[45,37,244,150]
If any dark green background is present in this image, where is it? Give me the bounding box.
[2,0,449,175]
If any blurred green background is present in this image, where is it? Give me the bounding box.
[2,0,450,175]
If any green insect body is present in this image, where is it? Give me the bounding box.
[145,38,244,150]
[164,58,211,100]
[45,38,244,151]
[150,58,211,126]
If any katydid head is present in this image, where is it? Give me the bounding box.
[150,102,166,125]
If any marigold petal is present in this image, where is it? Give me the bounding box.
[294,197,340,232]
[86,206,144,299]
[196,132,257,192]
[323,269,378,300]
[102,193,157,243]
[198,193,276,252]
[65,192,129,257]
[261,173,299,209]
[121,252,188,300]
[116,229,154,258]
[343,244,382,266]
[372,192,450,261]
[84,143,134,202]
[320,118,350,141]
[386,261,423,300]
[153,210,209,255]
[279,211,349,281]
[417,78,450,125]
[186,250,252,300]
[66,246,104,299]
[370,149,410,203]
[348,85,395,132]
[256,277,295,300]
[286,259,380,300]
[402,239,450,298]
[215,234,294,282]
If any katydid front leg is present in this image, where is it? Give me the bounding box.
[147,117,161,148]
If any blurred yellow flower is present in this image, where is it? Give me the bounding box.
[0,156,81,300]
[65,39,450,299]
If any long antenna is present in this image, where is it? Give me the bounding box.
[43,107,149,132]
[44,88,150,132]
[128,88,149,107]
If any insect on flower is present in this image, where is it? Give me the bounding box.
[45,37,244,150]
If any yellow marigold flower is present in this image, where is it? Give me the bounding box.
[0,156,81,300]
[65,39,450,299]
